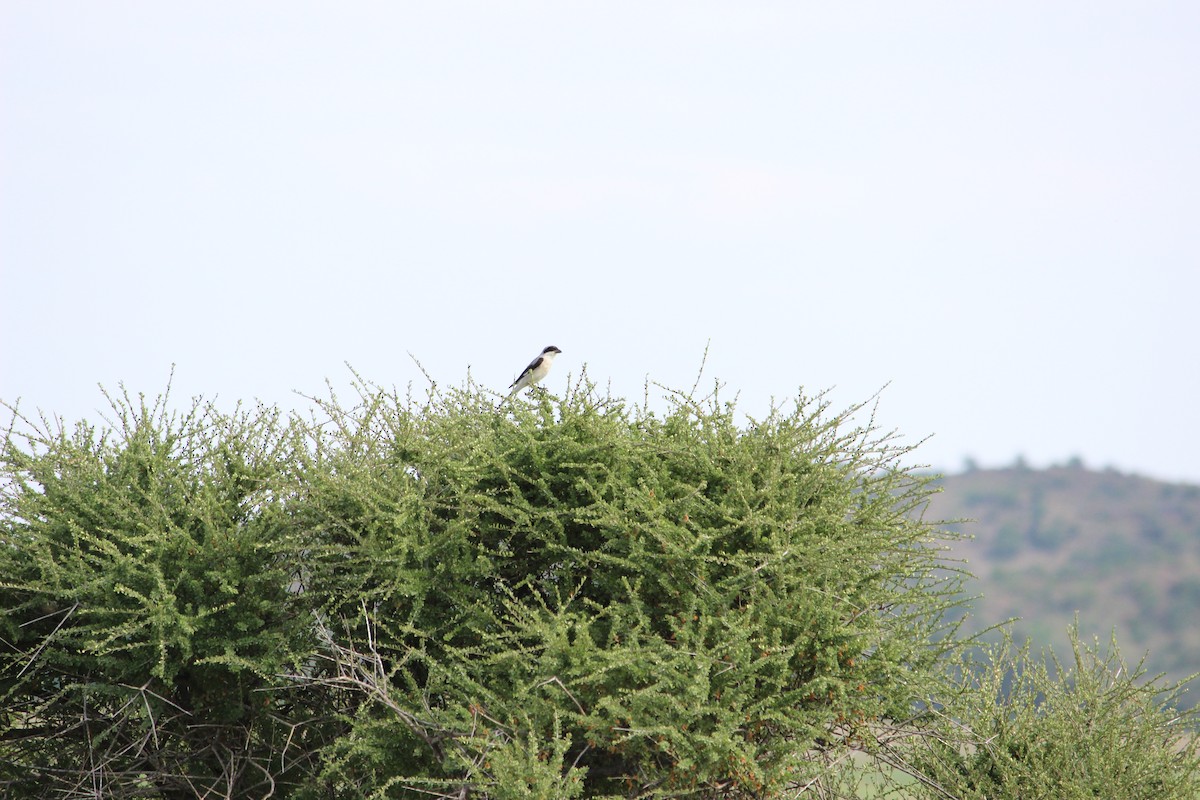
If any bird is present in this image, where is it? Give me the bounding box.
[506,345,562,400]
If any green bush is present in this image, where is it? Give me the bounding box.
[0,390,328,797]
[282,377,964,797]
[30,374,1184,797]
[0,376,966,797]
[905,625,1200,799]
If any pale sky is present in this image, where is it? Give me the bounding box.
[2,3,1198,483]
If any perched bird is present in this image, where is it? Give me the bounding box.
[506,345,562,400]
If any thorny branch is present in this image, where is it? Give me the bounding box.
[283,603,487,799]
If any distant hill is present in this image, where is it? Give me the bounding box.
[920,463,1200,708]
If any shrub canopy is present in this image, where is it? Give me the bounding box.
[285,378,963,797]
[1,375,963,797]
[0,391,324,796]
[906,627,1200,800]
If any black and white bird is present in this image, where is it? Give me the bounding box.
[506,345,562,400]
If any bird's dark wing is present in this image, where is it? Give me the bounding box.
[508,356,545,388]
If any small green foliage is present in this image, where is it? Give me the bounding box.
[907,624,1200,799]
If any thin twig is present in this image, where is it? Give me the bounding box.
[16,602,78,678]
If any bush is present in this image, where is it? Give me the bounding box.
[0,390,329,797]
[1,373,993,798]
[904,625,1200,799]
[9,375,1198,798]
[282,376,964,797]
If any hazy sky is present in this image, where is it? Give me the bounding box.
[3,3,1198,483]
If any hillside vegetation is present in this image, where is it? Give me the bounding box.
[925,462,1200,707]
